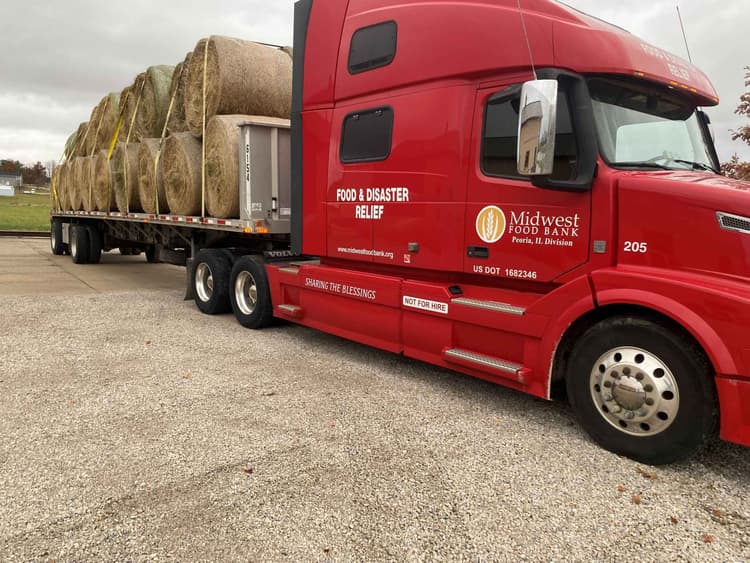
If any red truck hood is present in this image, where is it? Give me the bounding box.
[617,170,750,215]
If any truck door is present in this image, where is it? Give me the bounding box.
[464,83,591,283]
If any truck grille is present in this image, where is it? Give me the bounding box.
[717,212,750,235]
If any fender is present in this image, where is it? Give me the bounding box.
[591,268,740,376]
[526,275,596,398]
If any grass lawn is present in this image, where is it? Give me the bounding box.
[0,193,51,232]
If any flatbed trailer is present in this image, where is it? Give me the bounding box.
[50,0,750,465]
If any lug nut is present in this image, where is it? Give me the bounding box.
[603,394,613,402]
[644,384,654,393]
[636,373,644,381]
[626,411,635,420]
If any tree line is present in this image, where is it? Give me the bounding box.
[722,67,750,181]
[0,160,50,186]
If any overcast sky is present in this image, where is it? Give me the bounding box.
[0,0,747,167]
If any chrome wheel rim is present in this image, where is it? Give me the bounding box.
[70,233,77,257]
[195,263,214,303]
[590,346,679,437]
[235,271,258,316]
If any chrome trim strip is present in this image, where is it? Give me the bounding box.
[452,297,525,316]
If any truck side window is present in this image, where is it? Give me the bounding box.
[340,107,394,163]
[482,88,578,181]
[348,21,397,74]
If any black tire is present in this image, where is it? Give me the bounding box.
[145,245,159,263]
[87,225,102,264]
[566,316,717,465]
[192,249,232,314]
[229,256,273,329]
[50,220,65,255]
[70,225,90,264]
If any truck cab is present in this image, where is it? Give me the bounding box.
[259,0,750,464]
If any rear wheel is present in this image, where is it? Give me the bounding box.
[70,225,90,264]
[193,249,232,314]
[566,316,717,465]
[229,256,273,329]
[145,245,159,263]
[87,225,102,264]
[50,220,65,255]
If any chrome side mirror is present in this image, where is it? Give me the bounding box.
[517,79,558,176]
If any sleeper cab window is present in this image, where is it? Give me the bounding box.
[348,21,398,74]
[340,107,394,164]
[482,87,579,181]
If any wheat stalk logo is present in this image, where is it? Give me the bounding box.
[476,206,506,244]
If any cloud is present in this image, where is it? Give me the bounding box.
[0,0,747,165]
[563,0,750,161]
[0,0,293,165]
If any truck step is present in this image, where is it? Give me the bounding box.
[278,266,300,275]
[277,304,303,318]
[443,347,529,383]
[451,297,525,316]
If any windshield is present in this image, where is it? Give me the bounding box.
[589,76,717,172]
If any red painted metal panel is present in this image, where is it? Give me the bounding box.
[592,267,748,376]
[716,376,750,446]
[301,110,333,256]
[303,0,349,109]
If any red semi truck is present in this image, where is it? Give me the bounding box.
[51,0,750,464]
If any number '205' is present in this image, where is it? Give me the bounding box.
[623,241,648,253]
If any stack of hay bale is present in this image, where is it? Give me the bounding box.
[53,36,292,219]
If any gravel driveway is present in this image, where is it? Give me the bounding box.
[1,284,750,560]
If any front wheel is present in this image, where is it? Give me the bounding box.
[566,316,717,465]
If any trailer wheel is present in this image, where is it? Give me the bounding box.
[145,245,159,263]
[566,316,716,465]
[230,256,273,329]
[50,220,65,255]
[87,225,102,264]
[70,225,90,264]
[193,249,231,314]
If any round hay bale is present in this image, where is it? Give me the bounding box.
[112,142,142,212]
[137,139,168,214]
[138,65,175,138]
[185,36,292,137]
[95,93,121,151]
[93,150,116,212]
[81,156,97,211]
[64,131,78,160]
[167,52,192,134]
[204,115,248,218]
[120,73,147,142]
[163,132,202,216]
[51,165,63,211]
[83,105,101,156]
[72,122,89,157]
[70,157,87,210]
[61,161,73,210]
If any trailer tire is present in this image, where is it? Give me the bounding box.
[87,225,102,264]
[145,245,160,263]
[50,220,65,255]
[70,225,90,264]
[566,316,717,465]
[230,256,273,329]
[193,249,231,314]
